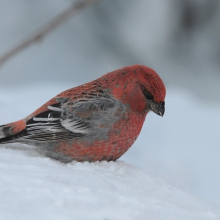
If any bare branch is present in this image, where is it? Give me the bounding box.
[0,0,101,66]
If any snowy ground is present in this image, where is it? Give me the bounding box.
[1,83,220,219]
[0,151,220,220]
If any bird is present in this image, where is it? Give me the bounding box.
[0,64,166,163]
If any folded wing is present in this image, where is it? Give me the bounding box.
[22,95,126,142]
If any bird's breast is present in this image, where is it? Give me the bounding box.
[53,110,146,162]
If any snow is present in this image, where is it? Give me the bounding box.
[0,148,220,220]
[1,84,220,219]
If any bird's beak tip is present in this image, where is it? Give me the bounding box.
[152,101,165,117]
[159,111,164,117]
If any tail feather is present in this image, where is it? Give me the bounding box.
[0,124,9,139]
[0,119,26,144]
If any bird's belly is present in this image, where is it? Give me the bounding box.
[49,112,145,162]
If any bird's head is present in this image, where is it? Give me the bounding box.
[108,64,166,116]
[136,65,166,116]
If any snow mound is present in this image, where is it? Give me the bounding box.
[0,146,219,220]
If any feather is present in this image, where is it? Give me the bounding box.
[21,94,126,142]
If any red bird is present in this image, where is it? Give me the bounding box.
[0,65,166,162]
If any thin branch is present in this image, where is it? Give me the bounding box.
[0,0,101,66]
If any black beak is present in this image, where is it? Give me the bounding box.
[151,101,165,117]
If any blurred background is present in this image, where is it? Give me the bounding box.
[0,0,220,205]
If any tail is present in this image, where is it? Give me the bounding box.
[0,119,26,144]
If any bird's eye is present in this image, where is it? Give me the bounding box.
[146,94,153,100]
[142,88,154,100]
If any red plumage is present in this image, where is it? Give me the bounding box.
[0,64,166,162]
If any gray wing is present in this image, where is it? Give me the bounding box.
[22,96,127,142]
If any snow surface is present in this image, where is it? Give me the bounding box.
[1,84,220,219]
[0,149,220,220]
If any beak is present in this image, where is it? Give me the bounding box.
[150,101,165,117]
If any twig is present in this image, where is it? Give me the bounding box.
[0,0,101,66]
